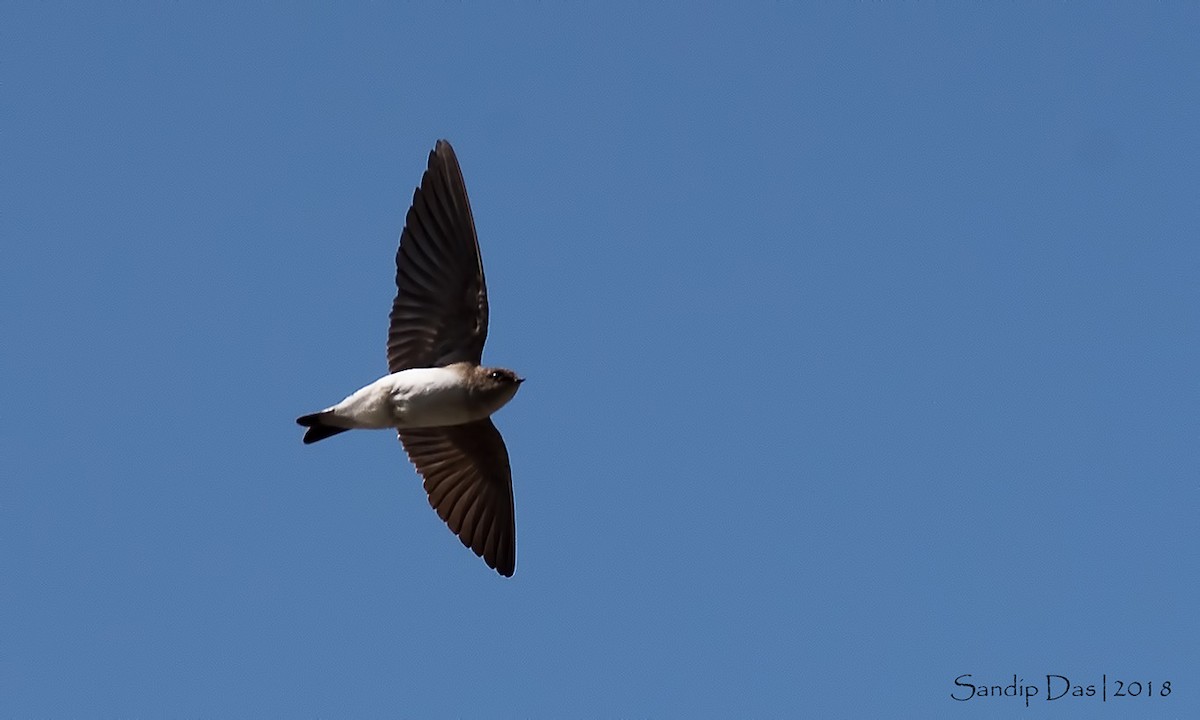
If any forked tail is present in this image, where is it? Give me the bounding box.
[296,411,350,444]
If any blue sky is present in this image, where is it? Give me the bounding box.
[2,3,1197,717]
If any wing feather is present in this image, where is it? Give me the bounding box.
[399,419,516,577]
[387,140,489,372]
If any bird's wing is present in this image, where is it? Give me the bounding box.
[387,139,489,373]
[399,419,516,577]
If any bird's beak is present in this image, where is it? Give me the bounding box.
[516,377,526,384]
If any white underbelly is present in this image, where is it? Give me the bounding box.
[331,368,480,430]
[392,384,478,428]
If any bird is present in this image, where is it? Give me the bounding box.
[297,140,523,577]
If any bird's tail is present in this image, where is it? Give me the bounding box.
[296,411,350,444]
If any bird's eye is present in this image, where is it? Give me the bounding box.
[489,370,506,381]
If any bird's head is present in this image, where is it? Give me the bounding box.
[473,366,525,411]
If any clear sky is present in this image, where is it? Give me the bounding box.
[2,3,1197,718]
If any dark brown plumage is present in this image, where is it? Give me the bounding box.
[388,141,489,372]
[387,140,518,577]
[400,419,516,577]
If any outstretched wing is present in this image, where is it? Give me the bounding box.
[399,419,516,577]
[387,140,489,373]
